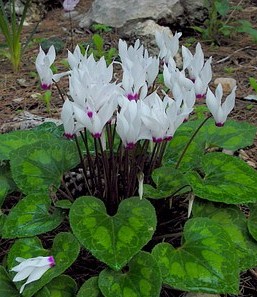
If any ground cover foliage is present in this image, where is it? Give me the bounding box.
[1,100,257,296]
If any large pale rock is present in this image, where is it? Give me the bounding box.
[79,0,206,29]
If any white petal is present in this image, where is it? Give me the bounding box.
[222,86,236,116]
[47,45,56,65]
[215,83,223,103]
[200,57,212,85]
[206,87,219,118]
[19,265,52,293]
[13,266,35,281]
[52,71,70,83]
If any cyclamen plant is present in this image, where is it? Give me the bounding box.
[1,31,257,297]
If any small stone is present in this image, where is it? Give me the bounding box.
[239,149,249,161]
[214,77,237,93]
[13,97,24,103]
[247,160,257,169]
[31,93,41,99]
[222,149,234,155]
[17,78,31,87]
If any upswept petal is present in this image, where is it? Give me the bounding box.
[200,57,212,86]
[215,83,223,103]
[222,86,236,115]
[206,84,236,126]
[206,87,219,118]
[47,45,56,65]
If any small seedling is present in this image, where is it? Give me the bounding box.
[249,77,257,94]
[91,23,113,33]
[41,90,52,114]
[84,34,118,64]
[224,66,235,75]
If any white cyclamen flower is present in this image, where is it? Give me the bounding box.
[141,93,183,142]
[35,46,69,90]
[206,83,236,127]
[119,39,159,88]
[116,98,150,148]
[63,0,80,11]
[61,99,85,138]
[155,31,182,64]
[182,43,204,80]
[11,256,55,294]
[67,45,84,69]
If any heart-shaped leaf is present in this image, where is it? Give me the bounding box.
[77,277,103,297]
[0,130,55,161]
[144,166,190,199]
[32,122,64,138]
[8,232,80,297]
[248,204,257,242]
[34,275,77,297]
[2,193,64,238]
[193,200,257,270]
[99,251,161,297]
[0,177,10,207]
[174,119,256,152]
[10,141,80,194]
[202,119,257,150]
[0,266,20,297]
[186,152,257,204]
[152,217,239,294]
[55,200,72,209]
[70,196,157,270]
[0,213,6,236]
[0,163,16,207]
[165,119,256,172]
[164,136,204,171]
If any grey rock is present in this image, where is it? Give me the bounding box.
[79,0,206,30]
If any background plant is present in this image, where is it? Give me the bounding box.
[192,0,257,43]
[0,0,32,72]
[81,34,118,65]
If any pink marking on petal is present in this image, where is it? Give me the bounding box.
[196,93,205,100]
[127,93,139,101]
[153,137,163,143]
[165,136,173,141]
[87,111,93,118]
[64,133,74,139]
[126,142,135,149]
[48,256,55,267]
[93,132,101,138]
[215,122,224,127]
[41,83,51,90]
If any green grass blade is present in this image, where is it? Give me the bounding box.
[0,0,12,44]
[21,21,39,53]
[11,0,17,30]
